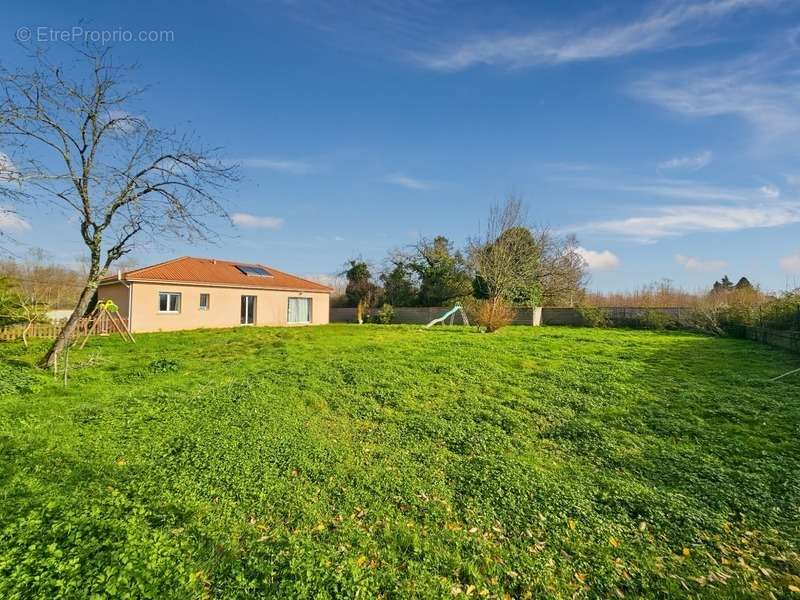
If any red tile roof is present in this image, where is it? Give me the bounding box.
[100,256,332,293]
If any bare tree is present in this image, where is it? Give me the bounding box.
[13,285,50,348]
[1,250,86,309]
[534,231,588,307]
[468,195,539,306]
[469,195,589,308]
[0,44,237,366]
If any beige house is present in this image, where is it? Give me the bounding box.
[97,256,332,333]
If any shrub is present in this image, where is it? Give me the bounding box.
[758,292,800,331]
[471,298,516,332]
[375,303,394,324]
[577,306,610,328]
[636,309,676,330]
[687,289,784,336]
[686,304,725,336]
[147,358,180,374]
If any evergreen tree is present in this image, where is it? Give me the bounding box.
[343,260,377,323]
[380,262,417,307]
[410,236,472,306]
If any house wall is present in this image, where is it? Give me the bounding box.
[122,281,329,333]
[97,281,131,320]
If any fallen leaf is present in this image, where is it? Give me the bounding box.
[682,548,691,557]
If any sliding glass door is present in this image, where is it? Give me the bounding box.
[240,295,256,325]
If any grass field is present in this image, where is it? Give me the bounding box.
[0,325,798,598]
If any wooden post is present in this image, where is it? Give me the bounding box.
[79,309,102,349]
[63,345,69,386]
[111,312,135,343]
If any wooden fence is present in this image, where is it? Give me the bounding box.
[0,312,129,343]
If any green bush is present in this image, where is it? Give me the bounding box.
[576,306,610,328]
[147,358,180,374]
[636,309,676,330]
[688,292,799,336]
[375,303,394,324]
[758,293,800,331]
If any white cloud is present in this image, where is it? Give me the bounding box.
[0,209,31,232]
[786,174,800,187]
[631,45,800,140]
[384,173,434,190]
[618,181,749,202]
[759,184,780,198]
[571,203,800,241]
[413,0,779,71]
[675,254,728,272]
[658,150,712,171]
[231,212,284,230]
[551,172,776,204]
[779,251,800,275]
[236,158,313,174]
[576,246,620,270]
[0,153,20,182]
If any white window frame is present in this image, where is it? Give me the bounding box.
[159,292,181,314]
[241,295,257,325]
[287,297,312,324]
[199,293,210,311]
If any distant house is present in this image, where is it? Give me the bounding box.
[98,256,332,333]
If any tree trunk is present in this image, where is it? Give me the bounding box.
[40,278,99,368]
[21,320,32,348]
[356,299,365,325]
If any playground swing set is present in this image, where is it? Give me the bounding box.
[51,299,135,384]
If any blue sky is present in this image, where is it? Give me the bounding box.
[2,0,800,292]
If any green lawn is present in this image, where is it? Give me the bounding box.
[0,325,798,598]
